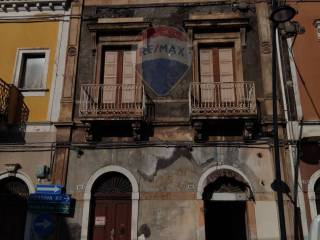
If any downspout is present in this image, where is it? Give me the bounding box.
[276,29,308,239]
[271,1,287,238]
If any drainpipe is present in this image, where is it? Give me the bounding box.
[271,1,287,239]
[276,28,300,239]
[286,36,308,238]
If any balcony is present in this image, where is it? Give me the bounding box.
[0,79,29,141]
[79,84,146,121]
[189,81,257,119]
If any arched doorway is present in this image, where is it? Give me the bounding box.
[90,172,133,240]
[201,168,253,240]
[314,178,320,214]
[0,176,29,240]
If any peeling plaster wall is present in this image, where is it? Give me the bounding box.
[0,150,52,186]
[255,201,280,240]
[65,2,287,240]
[66,146,278,239]
[138,200,198,240]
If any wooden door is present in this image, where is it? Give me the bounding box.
[219,48,235,103]
[103,51,118,104]
[121,50,136,103]
[103,50,137,106]
[92,199,132,240]
[199,47,235,105]
[199,48,215,102]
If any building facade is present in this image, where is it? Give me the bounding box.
[1,0,312,239]
[53,1,297,239]
[0,0,70,238]
[286,1,320,238]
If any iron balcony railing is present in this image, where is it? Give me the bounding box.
[0,78,29,126]
[79,84,145,120]
[190,81,257,117]
[0,78,10,119]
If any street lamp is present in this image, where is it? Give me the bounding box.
[270,5,297,24]
[270,3,297,240]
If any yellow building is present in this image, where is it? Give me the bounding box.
[0,0,70,239]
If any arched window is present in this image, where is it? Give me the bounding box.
[202,175,251,200]
[92,172,132,198]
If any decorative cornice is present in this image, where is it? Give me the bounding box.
[87,21,151,33]
[184,17,250,30]
[0,0,69,12]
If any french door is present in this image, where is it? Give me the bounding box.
[199,47,236,104]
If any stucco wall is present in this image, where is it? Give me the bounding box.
[65,146,279,239]
[0,22,59,121]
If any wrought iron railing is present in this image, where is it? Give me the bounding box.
[79,84,145,119]
[0,78,10,121]
[0,78,29,130]
[190,81,257,117]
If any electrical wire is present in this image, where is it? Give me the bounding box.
[288,34,320,119]
[293,117,304,240]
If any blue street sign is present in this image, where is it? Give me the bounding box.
[33,213,55,237]
[29,203,71,215]
[36,184,63,194]
[28,193,71,204]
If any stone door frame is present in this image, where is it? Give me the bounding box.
[196,165,257,240]
[81,165,139,240]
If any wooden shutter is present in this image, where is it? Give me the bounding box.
[121,50,136,103]
[103,51,118,103]
[200,49,215,102]
[219,48,235,102]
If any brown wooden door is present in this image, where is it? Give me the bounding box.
[199,47,236,104]
[92,199,131,240]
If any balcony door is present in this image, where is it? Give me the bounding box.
[199,46,235,104]
[103,49,137,106]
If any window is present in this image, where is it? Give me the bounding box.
[199,45,235,102]
[13,49,49,96]
[19,53,45,89]
[314,20,320,40]
[102,47,138,104]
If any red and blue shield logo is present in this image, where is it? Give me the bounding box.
[138,26,192,96]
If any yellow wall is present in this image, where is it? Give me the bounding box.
[0,21,59,122]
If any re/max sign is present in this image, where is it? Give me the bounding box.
[142,44,186,57]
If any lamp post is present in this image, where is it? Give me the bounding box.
[270,2,297,240]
